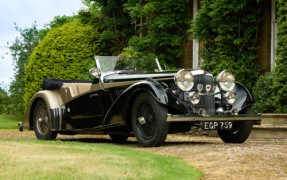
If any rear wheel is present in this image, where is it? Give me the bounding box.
[131,92,169,147]
[33,100,57,140]
[217,107,254,143]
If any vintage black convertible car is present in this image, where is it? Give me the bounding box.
[19,56,261,147]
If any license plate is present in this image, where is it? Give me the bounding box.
[203,121,233,130]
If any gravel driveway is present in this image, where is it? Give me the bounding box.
[1,129,286,179]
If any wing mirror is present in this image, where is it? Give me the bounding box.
[89,67,100,77]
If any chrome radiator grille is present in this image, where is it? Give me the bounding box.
[167,74,216,115]
[192,75,215,115]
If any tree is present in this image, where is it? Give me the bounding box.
[0,85,11,114]
[8,23,41,115]
[83,0,135,55]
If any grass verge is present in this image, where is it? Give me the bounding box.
[0,114,21,129]
[0,140,203,180]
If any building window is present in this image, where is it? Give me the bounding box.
[192,0,199,69]
[135,16,147,39]
[271,0,278,70]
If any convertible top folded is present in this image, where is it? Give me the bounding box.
[42,79,93,90]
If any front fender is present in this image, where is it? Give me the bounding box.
[103,80,169,126]
[23,90,64,130]
[128,80,169,104]
[232,82,255,113]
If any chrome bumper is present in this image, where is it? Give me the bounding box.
[167,114,261,124]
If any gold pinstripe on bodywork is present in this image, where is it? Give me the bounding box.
[23,77,173,130]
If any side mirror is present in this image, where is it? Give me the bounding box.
[89,67,100,77]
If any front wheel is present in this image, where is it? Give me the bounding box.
[33,100,57,140]
[217,108,254,143]
[131,92,169,147]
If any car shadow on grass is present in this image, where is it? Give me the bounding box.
[58,137,217,147]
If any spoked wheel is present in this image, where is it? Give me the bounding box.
[131,92,169,147]
[217,107,254,143]
[33,100,57,140]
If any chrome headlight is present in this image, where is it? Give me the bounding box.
[216,70,235,91]
[175,69,194,91]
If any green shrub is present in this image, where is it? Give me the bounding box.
[253,74,275,113]
[24,20,100,109]
[8,16,79,116]
[272,0,287,113]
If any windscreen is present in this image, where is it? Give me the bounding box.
[95,56,162,73]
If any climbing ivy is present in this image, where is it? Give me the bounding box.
[192,0,262,89]
[252,73,274,113]
[272,0,287,112]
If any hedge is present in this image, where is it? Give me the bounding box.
[24,20,100,109]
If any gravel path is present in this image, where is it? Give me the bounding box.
[1,129,286,179]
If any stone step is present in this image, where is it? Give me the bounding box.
[260,113,287,125]
[205,113,287,142]
[249,113,287,142]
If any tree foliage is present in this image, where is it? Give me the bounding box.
[123,0,190,66]
[83,0,190,67]
[0,86,9,114]
[272,0,287,112]
[83,0,135,55]
[24,20,101,109]
[192,0,262,89]
[39,15,79,40]
[8,23,41,115]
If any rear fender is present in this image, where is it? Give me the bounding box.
[24,90,64,130]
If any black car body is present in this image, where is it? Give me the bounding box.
[20,56,261,146]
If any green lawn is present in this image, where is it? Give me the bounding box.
[0,114,21,129]
[0,140,203,180]
[0,115,203,179]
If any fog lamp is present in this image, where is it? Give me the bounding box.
[216,107,224,115]
[198,108,206,115]
[225,92,236,104]
[231,108,239,115]
[189,92,200,105]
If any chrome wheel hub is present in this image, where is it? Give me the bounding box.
[36,105,49,135]
[138,117,146,125]
[136,103,157,140]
